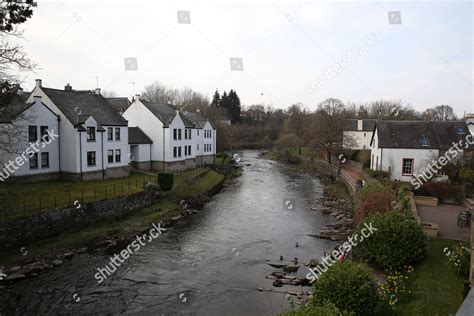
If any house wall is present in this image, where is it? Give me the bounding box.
[344,130,373,150]
[123,100,165,161]
[28,87,78,173]
[0,99,60,180]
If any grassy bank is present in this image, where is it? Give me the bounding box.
[0,168,226,266]
[0,172,159,220]
[396,239,466,315]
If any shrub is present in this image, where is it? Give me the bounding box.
[312,261,379,316]
[416,182,463,204]
[280,301,354,316]
[350,150,360,161]
[157,173,174,191]
[355,181,394,222]
[355,212,427,270]
[459,167,474,184]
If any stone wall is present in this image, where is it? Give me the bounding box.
[7,172,60,184]
[0,190,159,250]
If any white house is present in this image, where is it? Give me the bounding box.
[370,120,473,182]
[466,113,474,135]
[343,119,376,150]
[128,127,153,170]
[123,96,216,172]
[0,89,61,182]
[25,79,130,181]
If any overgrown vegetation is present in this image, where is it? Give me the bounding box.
[355,212,428,271]
[416,182,464,204]
[157,173,174,191]
[355,180,394,222]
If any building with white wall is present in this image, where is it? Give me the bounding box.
[0,90,61,182]
[343,119,376,150]
[24,80,130,181]
[123,96,216,172]
[370,120,473,182]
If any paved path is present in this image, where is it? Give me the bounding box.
[417,203,470,241]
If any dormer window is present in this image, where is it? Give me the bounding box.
[87,127,96,141]
[420,137,429,147]
[457,127,465,134]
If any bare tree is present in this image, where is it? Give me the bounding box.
[367,99,417,120]
[426,105,457,121]
[101,89,117,98]
[141,81,208,110]
[310,98,346,164]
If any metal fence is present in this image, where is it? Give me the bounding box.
[0,174,158,221]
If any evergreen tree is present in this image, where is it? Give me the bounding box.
[220,91,229,111]
[227,89,241,123]
[211,89,220,108]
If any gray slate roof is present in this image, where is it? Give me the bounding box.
[42,88,128,126]
[343,119,376,131]
[183,111,208,129]
[128,127,153,144]
[107,97,131,113]
[373,120,473,149]
[141,100,194,128]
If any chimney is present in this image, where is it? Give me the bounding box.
[196,109,200,113]
[357,119,363,131]
[64,83,72,91]
[35,79,42,88]
[16,87,23,95]
[135,94,140,100]
[33,95,42,103]
[94,88,101,95]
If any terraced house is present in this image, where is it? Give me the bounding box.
[123,95,216,171]
[22,79,130,181]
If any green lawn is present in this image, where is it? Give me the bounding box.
[0,168,224,266]
[396,239,466,315]
[0,172,158,220]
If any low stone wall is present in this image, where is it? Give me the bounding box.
[7,172,60,184]
[409,192,439,237]
[470,216,474,287]
[414,195,439,207]
[0,190,159,250]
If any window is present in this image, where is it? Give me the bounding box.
[87,151,96,166]
[178,129,182,140]
[197,130,200,136]
[457,127,465,134]
[178,146,182,157]
[108,150,114,163]
[184,146,188,156]
[364,132,366,137]
[87,127,96,141]
[28,126,37,142]
[173,147,177,158]
[197,144,199,151]
[115,149,121,162]
[188,145,191,156]
[420,137,429,147]
[402,158,414,176]
[29,153,38,169]
[41,152,49,168]
[40,126,49,142]
[173,129,177,140]
[209,144,212,152]
[107,127,113,141]
[115,128,121,141]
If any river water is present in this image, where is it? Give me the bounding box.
[0,151,338,315]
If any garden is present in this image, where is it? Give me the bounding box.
[281,180,469,315]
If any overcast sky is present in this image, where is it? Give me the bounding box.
[14,0,473,116]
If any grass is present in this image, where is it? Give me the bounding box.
[0,172,158,220]
[395,239,466,315]
[0,168,225,266]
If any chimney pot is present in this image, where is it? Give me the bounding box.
[17,87,23,95]
[95,88,101,95]
[65,83,72,91]
[35,79,42,88]
[135,94,140,100]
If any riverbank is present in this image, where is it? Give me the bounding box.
[0,165,241,284]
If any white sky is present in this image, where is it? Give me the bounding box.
[12,0,474,116]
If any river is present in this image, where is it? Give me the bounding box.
[0,151,338,315]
